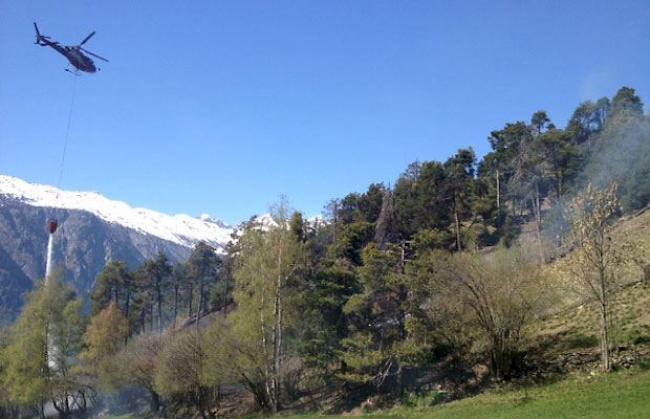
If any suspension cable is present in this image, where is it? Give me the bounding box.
[57,74,78,191]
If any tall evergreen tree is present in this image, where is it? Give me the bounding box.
[141,253,172,333]
[339,244,410,393]
[187,242,221,323]
[91,261,132,315]
[444,148,476,251]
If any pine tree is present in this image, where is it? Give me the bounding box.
[444,148,476,251]
[339,244,409,393]
[142,253,172,333]
[187,243,221,324]
[91,261,132,315]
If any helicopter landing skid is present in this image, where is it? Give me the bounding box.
[64,68,81,76]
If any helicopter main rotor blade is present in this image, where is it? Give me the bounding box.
[80,47,109,62]
[79,31,96,46]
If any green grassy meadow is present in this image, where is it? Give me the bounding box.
[282,368,650,419]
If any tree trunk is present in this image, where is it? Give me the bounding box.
[125,288,131,342]
[598,260,611,372]
[599,301,611,371]
[533,182,545,263]
[125,288,130,319]
[64,392,70,416]
[271,240,285,414]
[199,276,206,315]
[196,278,205,329]
[157,284,163,334]
[496,167,500,209]
[396,359,404,396]
[333,200,339,244]
[173,284,179,328]
[188,283,194,318]
[214,384,222,416]
[259,292,273,412]
[454,201,462,252]
[150,295,154,332]
[140,306,146,333]
[52,399,63,418]
[222,275,229,311]
[80,390,87,411]
[242,374,269,410]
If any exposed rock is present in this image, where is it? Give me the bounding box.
[0,198,193,322]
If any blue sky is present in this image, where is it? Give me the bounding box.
[1,1,649,224]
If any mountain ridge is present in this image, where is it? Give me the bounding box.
[0,175,237,323]
[0,175,234,252]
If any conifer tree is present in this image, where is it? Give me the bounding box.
[339,244,410,393]
[91,261,132,315]
[187,242,221,324]
[142,253,172,333]
[444,148,476,251]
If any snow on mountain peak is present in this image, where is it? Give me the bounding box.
[0,175,234,252]
[198,213,229,228]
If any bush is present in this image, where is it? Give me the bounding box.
[564,333,599,350]
[620,328,650,346]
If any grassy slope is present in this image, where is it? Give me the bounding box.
[371,369,650,419]
[286,210,650,419]
[116,369,650,419]
[284,369,650,419]
[537,208,650,354]
[283,370,650,419]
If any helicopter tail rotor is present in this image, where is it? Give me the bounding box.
[33,22,51,45]
[33,22,42,44]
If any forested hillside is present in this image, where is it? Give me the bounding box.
[1,87,650,418]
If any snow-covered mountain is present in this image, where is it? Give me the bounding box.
[0,175,329,323]
[236,213,327,234]
[0,175,236,323]
[0,175,234,251]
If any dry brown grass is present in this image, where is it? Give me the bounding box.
[532,208,650,353]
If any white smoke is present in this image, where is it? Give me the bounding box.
[45,233,54,281]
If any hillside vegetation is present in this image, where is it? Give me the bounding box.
[279,209,650,418]
[374,209,650,418]
[2,87,650,418]
[341,369,650,419]
[528,199,648,351]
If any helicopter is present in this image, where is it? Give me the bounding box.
[33,22,108,73]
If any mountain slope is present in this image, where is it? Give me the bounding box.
[0,175,235,323]
[0,175,233,250]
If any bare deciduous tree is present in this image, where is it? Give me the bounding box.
[561,182,631,371]
[430,249,548,380]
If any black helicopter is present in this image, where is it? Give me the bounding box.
[33,22,108,73]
